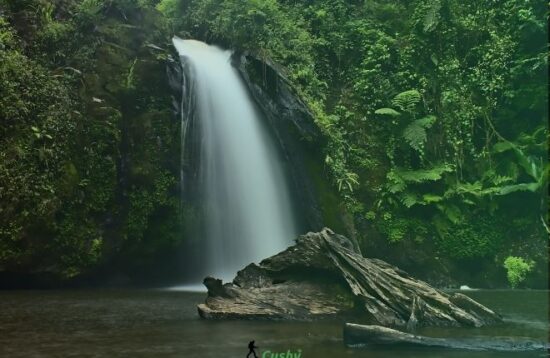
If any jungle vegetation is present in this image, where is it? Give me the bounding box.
[0,0,547,287]
[0,0,182,283]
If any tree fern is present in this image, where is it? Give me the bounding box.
[391,90,421,113]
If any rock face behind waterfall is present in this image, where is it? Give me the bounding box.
[231,52,345,234]
[198,229,501,328]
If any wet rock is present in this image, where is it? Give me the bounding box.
[231,52,327,232]
[198,228,501,327]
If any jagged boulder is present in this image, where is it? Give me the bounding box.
[198,228,501,327]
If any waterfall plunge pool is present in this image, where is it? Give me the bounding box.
[0,289,547,357]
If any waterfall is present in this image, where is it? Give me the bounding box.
[173,38,298,282]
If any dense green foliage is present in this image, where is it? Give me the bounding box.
[0,0,181,281]
[0,0,547,286]
[159,0,548,286]
[503,256,534,288]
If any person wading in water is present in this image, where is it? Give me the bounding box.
[247,340,259,358]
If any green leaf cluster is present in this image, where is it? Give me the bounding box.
[503,256,534,288]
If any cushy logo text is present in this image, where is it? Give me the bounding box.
[246,339,302,358]
[261,349,302,358]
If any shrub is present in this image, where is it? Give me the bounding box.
[503,256,534,288]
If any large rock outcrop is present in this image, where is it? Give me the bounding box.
[231,53,346,234]
[198,229,501,328]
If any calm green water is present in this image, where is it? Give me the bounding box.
[0,289,547,357]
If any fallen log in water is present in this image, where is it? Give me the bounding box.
[344,323,548,351]
[198,228,501,328]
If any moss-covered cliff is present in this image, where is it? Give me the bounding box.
[0,0,183,286]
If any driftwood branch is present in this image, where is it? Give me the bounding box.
[198,228,501,328]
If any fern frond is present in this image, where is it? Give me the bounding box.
[403,116,435,152]
[400,192,419,208]
[402,116,435,151]
[422,193,443,203]
[423,0,442,33]
[391,90,421,113]
[375,108,401,116]
[388,181,406,193]
[416,115,436,128]
[337,171,360,192]
[403,123,427,152]
[445,181,502,198]
[386,170,407,193]
[455,181,483,195]
[396,164,453,183]
[491,175,514,186]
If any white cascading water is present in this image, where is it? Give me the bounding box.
[173,38,298,282]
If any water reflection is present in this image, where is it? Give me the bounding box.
[0,290,547,357]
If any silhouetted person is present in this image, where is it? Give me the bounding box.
[247,340,258,358]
